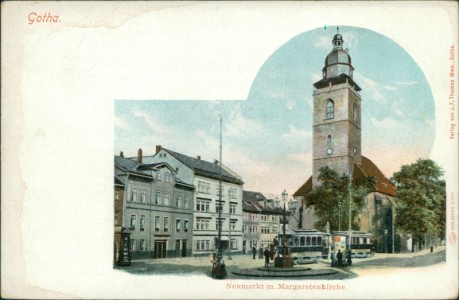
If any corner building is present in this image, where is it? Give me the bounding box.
[144,146,244,256]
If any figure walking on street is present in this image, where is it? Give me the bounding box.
[337,249,343,267]
[252,246,256,260]
[259,246,263,259]
[264,248,270,267]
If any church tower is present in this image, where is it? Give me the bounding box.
[312,30,362,187]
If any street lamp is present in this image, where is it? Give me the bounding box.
[347,174,353,266]
[338,196,342,231]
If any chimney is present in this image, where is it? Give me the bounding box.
[120,151,124,158]
[155,145,162,154]
[197,156,201,160]
[137,148,142,163]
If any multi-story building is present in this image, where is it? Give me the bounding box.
[242,191,262,254]
[243,191,284,255]
[114,150,194,260]
[143,146,244,256]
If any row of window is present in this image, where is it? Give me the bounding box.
[325,99,358,121]
[243,224,259,233]
[129,188,190,208]
[195,239,238,251]
[154,171,171,183]
[129,215,189,233]
[244,213,280,222]
[130,239,146,251]
[196,200,237,213]
[290,236,323,247]
[197,181,238,199]
[195,217,238,231]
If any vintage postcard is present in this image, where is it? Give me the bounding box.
[2,1,458,299]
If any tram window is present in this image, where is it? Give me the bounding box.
[312,237,317,246]
[300,236,305,246]
[306,237,311,246]
[318,237,322,245]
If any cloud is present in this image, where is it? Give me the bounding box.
[225,106,263,137]
[392,98,405,116]
[115,116,131,131]
[370,117,401,130]
[286,152,312,164]
[313,35,330,49]
[133,110,173,134]
[395,80,418,86]
[383,84,397,91]
[340,31,358,49]
[355,72,385,102]
[286,100,295,110]
[281,125,311,141]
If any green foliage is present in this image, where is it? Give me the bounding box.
[306,167,375,232]
[391,159,445,241]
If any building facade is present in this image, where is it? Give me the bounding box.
[143,146,244,256]
[114,152,194,260]
[242,191,284,255]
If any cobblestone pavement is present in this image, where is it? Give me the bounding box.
[116,246,446,280]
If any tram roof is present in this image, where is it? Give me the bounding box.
[332,231,372,237]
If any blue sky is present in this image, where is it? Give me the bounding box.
[115,26,434,196]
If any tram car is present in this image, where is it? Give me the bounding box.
[332,231,373,258]
[276,229,330,264]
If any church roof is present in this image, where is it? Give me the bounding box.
[356,156,397,197]
[291,156,396,197]
[292,176,312,197]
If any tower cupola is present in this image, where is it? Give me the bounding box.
[322,28,354,80]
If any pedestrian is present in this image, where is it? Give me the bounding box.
[264,248,270,267]
[337,249,343,267]
[347,251,352,266]
[331,250,337,267]
[252,246,256,259]
[259,246,263,259]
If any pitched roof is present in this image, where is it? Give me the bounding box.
[162,148,244,185]
[243,191,284,215]
[291,156,396,197]
[356,156,397,197]
[292,176,312,197]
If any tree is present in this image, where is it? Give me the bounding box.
[306,167,375,232]
[391,159,445,251]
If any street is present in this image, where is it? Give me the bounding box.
[115,247,446,280]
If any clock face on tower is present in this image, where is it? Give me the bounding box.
[326,148,333,155]
[353,147,357,155]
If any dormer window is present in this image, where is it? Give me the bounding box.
[326,100,334,119]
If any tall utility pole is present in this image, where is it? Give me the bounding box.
[211,115,226,279]
[216,115,223,264]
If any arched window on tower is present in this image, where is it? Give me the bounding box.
[353,102,357,121]
[327,135,332,148]
[326,100,334,119]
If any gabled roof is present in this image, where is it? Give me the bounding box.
[161,148,244,185]
[291,156,396,197]
[114,156,154,179]
[114,176,125,186]
[293,176,312,197]
[243,191,284,215]
[356,156,397,197]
